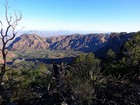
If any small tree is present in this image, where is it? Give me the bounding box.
[0,1,22,104]
[107,49,116,60]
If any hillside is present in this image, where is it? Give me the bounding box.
[8,32,134,56]
[8,33,108,52]
[95,32,134,57]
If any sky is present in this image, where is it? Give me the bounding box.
[0,0,140,33]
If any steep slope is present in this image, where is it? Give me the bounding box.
[9,34,49,50]
[8,33,108,52]
[48,34,108,52]
[8,32,134,56]
[95,32,135,57]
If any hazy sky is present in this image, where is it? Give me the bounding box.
[0,0,140,32]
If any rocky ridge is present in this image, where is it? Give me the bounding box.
[8,32,135,57]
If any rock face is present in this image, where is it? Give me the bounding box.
[95,32,134,57]
[8,33,109,52]
[9,34,49,50]
[8,32,135,56]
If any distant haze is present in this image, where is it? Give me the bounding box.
[20,30,111,37]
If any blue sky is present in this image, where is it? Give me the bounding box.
[0,0,140,32]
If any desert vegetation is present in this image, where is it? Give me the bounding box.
[0,32,139,105]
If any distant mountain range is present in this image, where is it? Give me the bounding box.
[8,32,135,57]
[21,30,110,37]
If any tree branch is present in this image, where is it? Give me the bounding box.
[5,0,12,25]
[0,21,4,37]
[4,2,22,44]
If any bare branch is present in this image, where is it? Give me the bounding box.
[5,25,11,37]
[0,21,3,29]
[0,21,4,37]
[5,1,12,25]
[4,4,22,44]
[12,11,22,28]
[5,50,8,56]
